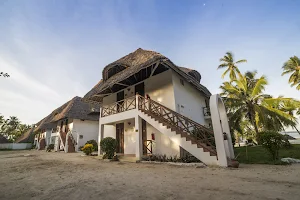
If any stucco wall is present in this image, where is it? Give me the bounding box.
[45,130,52,145]
[103,124,116,138]
[172,72,209,126]
[73,119,99,148]
[144,70,176,110]
[124,118,136,154]
[146,123,180,156]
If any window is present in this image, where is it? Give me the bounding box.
[180,79,184,86]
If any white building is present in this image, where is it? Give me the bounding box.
[34,96,99,152]
[84,48,234,166]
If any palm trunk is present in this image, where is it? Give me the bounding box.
[248,109,260,142]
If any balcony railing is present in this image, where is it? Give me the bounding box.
[101,96,136,117]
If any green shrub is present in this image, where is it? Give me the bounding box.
[46,144,54,152]
[260,131,286,161]
[282,135,292,149]
[141,154,200,163]
[100,137,116,159]
[85,140,98,151]
[82,144,93,155]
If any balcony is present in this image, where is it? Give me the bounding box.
[203,107,211,119]
[101,96,136,117]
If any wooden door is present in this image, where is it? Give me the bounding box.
[117,91,124,112]
[116,123,124,153]
[135,82,145,96]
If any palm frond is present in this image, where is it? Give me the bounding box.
[236,59,247,64]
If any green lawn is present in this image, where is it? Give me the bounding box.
[234,144,300,164]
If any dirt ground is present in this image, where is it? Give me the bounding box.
[0,150,299,200]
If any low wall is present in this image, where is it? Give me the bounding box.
[0,143,32,150]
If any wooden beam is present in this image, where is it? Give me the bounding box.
[150,62,160,77]
[115,82,129,87]
[93,94,111,97]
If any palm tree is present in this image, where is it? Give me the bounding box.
[282,56,300,90]
[278,99,300,135]
[221,71,298,140]
[218,52,247,80]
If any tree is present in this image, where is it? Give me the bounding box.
[218,52,247,80]
[277,99,300,135]
[0,72,10,77]
[282,56,300,90]
[0,115,31,142]
[221,71,298,140]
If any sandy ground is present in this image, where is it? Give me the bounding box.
[0,150,299,200]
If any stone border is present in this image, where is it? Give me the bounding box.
[139,161,206,168]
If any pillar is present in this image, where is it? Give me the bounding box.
[98,124,104,156]
[135,116,143,160]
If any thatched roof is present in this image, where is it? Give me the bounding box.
[15,127,35,143]
[82,80,104,104]
[34,96,100,132]
[83,48,211,103]
[0,135,9,143]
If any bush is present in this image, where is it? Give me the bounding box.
[46,144,54,152]
[100,137,117,159]
[81,144,93,155]
[282,135,292,149]
[141,154,201,163]
[260,131,286,161]
[85,140,98,151]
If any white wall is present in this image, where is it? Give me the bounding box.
[146,122,180,156]
[101,70,176,110]
[123,118,136,154]
[0,143,32,150]
[45,129,52,145]
[172,72,209,126]
[73,119,99,148]
[145,70,176,110]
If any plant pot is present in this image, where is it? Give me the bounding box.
[228,159,239,168]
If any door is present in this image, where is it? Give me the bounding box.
[117,91,124,112]
[135,82,145,96]
[116,123,124,154]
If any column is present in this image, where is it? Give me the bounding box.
[98,124,104,156]
[135,116,143,160]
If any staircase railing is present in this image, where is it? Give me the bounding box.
[59,131,66,150]
[69,130,77,145]
[137,95,216,154]
[144,140,153,154]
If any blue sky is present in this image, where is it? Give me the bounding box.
[1,0,300,124]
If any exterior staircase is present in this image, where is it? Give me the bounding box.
[59,131,67,151]
[67,131,77,153]
[137,96,218,165]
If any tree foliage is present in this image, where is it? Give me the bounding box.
[282,56,300,90]
[260,131,286,161]
[218,52,247,80]
[0,114,31,142]
[221,71,299,141]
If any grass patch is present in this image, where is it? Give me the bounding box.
[234,144,300,164]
